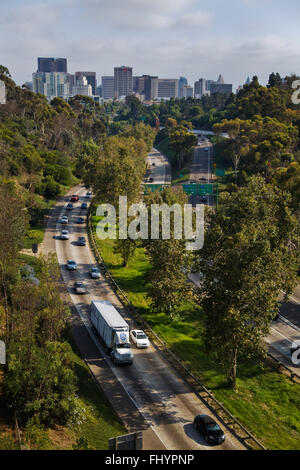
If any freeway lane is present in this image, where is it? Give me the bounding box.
[43,185,245,451]
[143,147,171,185]
[189,138,213,207]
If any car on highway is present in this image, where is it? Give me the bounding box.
[201,195,208,203]
[74,281,87,295]
[90,266,101,279]
[204,147,209,151]
[60,229,69,240]
[76,216,85,224]
[148,177,153,183]
[193,415,225,445]
[130,330,150,349]
[60,215,69,224]
[70,195,79,202]
[85,192,92,199]
[67,260,77,271]
[199,177,207,181]
[77,236,86,246]
[66,202,73,210]
[81,202,88,209]
[152,162,156,166]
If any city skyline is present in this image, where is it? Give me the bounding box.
[2,0,300,90]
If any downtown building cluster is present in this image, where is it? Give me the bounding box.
[31,58,233,103]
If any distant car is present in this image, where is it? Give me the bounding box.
[85,192,92,200]
[90,266,101,279]
[70,195,79,202]
[199,177,207,181]
[67,260,77,271]
[148,177,153,183]
[201,196,208,203]
[77,236,86,246]
[60,216,69,224]
[86,191,92,196]
[204,147,209,151]
[152,162,156,166]
[193,415,225,445]
[76,217,85,224]
[66,202,73,210]
[81,202,88,209]
[74,281,87,295]
[130,330,150,349]
[60,230,69,240]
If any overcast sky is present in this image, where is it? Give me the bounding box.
[1,0,300,90]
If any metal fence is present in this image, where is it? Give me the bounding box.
[87,214,266,451]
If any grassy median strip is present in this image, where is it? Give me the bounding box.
[91,215,300,450]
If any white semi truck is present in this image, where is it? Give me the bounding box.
[90,300,133,365]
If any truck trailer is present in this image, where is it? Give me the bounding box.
[90,300,133,365]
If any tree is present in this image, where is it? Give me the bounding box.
[198,176,300,389]
[144,187,192,317]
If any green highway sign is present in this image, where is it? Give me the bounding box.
[183,184,198,195]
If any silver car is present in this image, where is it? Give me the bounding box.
[60,229,69,240]
[90,266,101,279]
[67,260,77,271]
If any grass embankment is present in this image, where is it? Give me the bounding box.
[91,215,300,450]
[155,137,190,184]
[0,254,126,450]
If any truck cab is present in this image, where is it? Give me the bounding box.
[111,330,133,365]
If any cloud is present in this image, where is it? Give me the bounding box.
[1,3,58,35]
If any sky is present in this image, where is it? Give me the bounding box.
[1,0,300,90]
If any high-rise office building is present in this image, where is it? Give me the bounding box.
[217,74,224,84]
[182,85,193,98]
[114,66,133,98]
[73,76,93,97]
[0,80,6,104]
[209,83,232,95]
[194,78,207,98]
[102,76,114,99]
[157,79,178,99]
[32,72,70,101]
[178,76,188,98]
[37,58,67,73]
[133,75,158,100]
[96,84,102,97]
[75,72,97,95]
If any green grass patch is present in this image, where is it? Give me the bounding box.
[92,221,300,450]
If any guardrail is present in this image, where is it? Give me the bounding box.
[87,212,266,451]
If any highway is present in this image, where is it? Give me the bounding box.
[41,184,245,451]
[189,137,213,206]
[143,147,171,185]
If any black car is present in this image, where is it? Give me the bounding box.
[81,202,88,209]
[193,415,225,445]
[76,217,84,224]
[74,281,87,295]
[78,236,86,246]
[66,202,73,210]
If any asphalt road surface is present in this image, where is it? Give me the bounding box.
[144,148,171,185]
[42,185,245,451]
[189,138,213,207]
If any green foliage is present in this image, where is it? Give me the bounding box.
[198,176,300,388]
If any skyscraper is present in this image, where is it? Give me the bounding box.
[114,66,133,98]
[37,58,67,73]
[178,76,188,98]
[133,75,158,100]
[32,72,70,101]
[182,85,193,98]
[157,79,178,99]
[102,76,114,99]
[75,72,97,95]
[73,76,93,97]
[194,78,207,98]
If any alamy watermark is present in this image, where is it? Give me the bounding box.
[95,196,204,251]
[291,80,300,104]
[291,340,300,366]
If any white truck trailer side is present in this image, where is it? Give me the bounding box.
[91,300,133,365]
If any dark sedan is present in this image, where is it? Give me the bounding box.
[193,415,225,445]
[77,236,86,246]
[74,281,87,295]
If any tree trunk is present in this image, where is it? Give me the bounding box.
[228,347,238,389]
